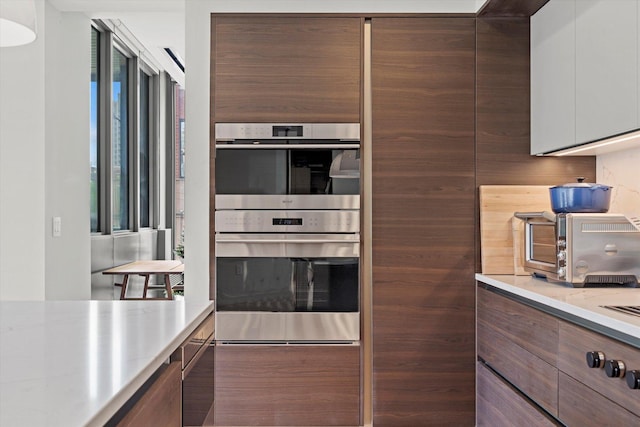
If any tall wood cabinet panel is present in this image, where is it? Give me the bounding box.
[213,344,360,426]
[211,16,362,123]
[371,17,476,426]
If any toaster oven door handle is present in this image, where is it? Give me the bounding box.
[514,211,556,223]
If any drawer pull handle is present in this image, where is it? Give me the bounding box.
[604,359,626,378]
[626,370,640,390]
[586,351,605,368]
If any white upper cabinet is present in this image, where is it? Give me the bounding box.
[575,0,638,143]
[531,0,576,155]
[531,0,639,155]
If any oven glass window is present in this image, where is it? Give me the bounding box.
[215,148,359,195]
[216,257,359,312]
[530,225,557,264]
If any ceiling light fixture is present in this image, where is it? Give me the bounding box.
[0,0,37,48]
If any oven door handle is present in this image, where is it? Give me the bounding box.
[215,143,359,150]
[215,238,360,244]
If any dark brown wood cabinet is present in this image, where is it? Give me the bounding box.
[211,15,362,123]
[178,314,215,426]
[115,362,182,427]
[477,362,558,427]
[478,283,640,426]
[213,344,360,426]
[371,17,477,426]
[477,286,559,417]
[558,321,640,421]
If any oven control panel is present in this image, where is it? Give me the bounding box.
[215,210,360,234]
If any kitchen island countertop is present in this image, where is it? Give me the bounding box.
[0,298,214,426]
[477,274,640,347]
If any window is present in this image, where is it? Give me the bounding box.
[139,70,151,228]
[112,47,130,231]
[90,27,100,233]
[174,85,185,253]
[91,20,170,236]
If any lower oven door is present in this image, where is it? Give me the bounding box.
[215,233,360,342]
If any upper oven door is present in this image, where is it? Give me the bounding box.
[215,123,360,210]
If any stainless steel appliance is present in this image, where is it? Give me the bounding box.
[515,212,640,287]
[214,210,360,341]
[214,123,360,210]
[214,123,362,342]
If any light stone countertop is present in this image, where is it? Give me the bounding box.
[0,299,214,427]
[477,274,640,346]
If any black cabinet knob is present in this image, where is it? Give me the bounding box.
[626,370,640,390]
[604,359,626,378]
[586,351,605,368]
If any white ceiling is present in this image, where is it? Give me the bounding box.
[49,0,186,85]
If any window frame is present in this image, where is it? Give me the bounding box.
[90,25,102,233]
[111,40,134,232]
[92,20,163,235]
[138,64,158,230]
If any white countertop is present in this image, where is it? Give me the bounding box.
[476,274,640,344]
[0,299,214,427]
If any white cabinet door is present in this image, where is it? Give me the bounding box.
[531,0,576,155]
[575,0,638,144]
[531,0,639,155]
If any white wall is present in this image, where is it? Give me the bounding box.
[597,146,640,214]
[44,2,91,300]
[0,0,46,300]
[0,0,91,300]
[182,0,484,301]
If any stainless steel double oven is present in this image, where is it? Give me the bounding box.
[214,123,361,342]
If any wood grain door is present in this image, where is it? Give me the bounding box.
[115,362,182,427]
[211,16,362,123]
[477,362,559,427]
[214,344,360,426]
[371,17,476,426]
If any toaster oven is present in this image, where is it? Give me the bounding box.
[514,212,640,287]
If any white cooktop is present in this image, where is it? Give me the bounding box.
[0,299,214,427]
[477,274,640,344]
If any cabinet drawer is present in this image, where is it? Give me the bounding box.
[558,321,640,417]
[478,287,559,365]
[173,313,214,370]
[115,362,182,427]
[559,372,640,426]
[478,313,559,416]
[214,343,360,426]
[477,362,558,427]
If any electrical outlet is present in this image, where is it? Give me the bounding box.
[53,217,62,237]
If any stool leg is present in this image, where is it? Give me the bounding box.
[164,274,173,300]
[120,275,129,300]
[142,274,150,299]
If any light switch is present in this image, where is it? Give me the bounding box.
[53,217,62,237]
